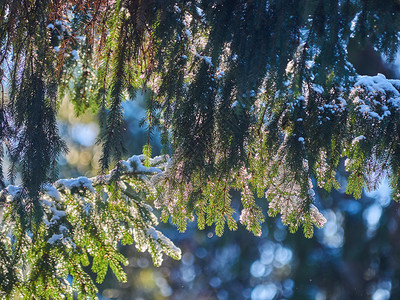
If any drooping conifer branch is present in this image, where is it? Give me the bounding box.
[0,0,399,237]
[1,0,400,297]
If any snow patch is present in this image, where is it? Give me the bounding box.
[355,74,400,96]
[196,7,204,18]
[203,56,212,66]
[43,184,60,201]
[6,185,22,201]
[125,155,162,174]
[57,177,95,193]
[51,207,66,222]
[174,5,181,13]
[313,84,324,94]
[48,233,63,244]
[352,135,366,144]
[71,50,79,60]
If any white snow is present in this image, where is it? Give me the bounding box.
[357,103,371,114]
[196,7,204,17]
[355,74,400,96]
[352,135,366,144]
[149,155,168,166]
[216,69,225,79]
[147,227,159,240]
[350,12,361,36]
[71,50,79,60]
[143,203,154,212]
[203,56,213,66]
[306,60,315,69]
[42,199,53,208]
[43,184,60,201]
[59,225,68,233]
[195,53,213,66]
[147,226,181,255]
[174,5,181,13]
[389,79,400,90]
[122,160,134,172]
[124,155,162,174]
[48,233,63,244]
[313,84,324,94]
[352,74,400,120]
[57,176,95,193]
[6,185,21,201]
[50,207,66,222]
[338,97,347,108]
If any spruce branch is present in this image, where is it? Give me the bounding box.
[0,154,180,299]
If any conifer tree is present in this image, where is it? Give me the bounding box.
[1,0,400,298]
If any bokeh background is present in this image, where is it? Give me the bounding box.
[56,44,400,300]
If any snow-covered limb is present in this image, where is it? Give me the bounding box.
[0,154,180,299]
[351,73,400,121]
[57,176,95,193]
[0,155,169,201]
[54,154,168,193]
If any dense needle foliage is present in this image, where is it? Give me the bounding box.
[1,0,400,298]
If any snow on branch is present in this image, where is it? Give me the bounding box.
[0,154,180,298]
